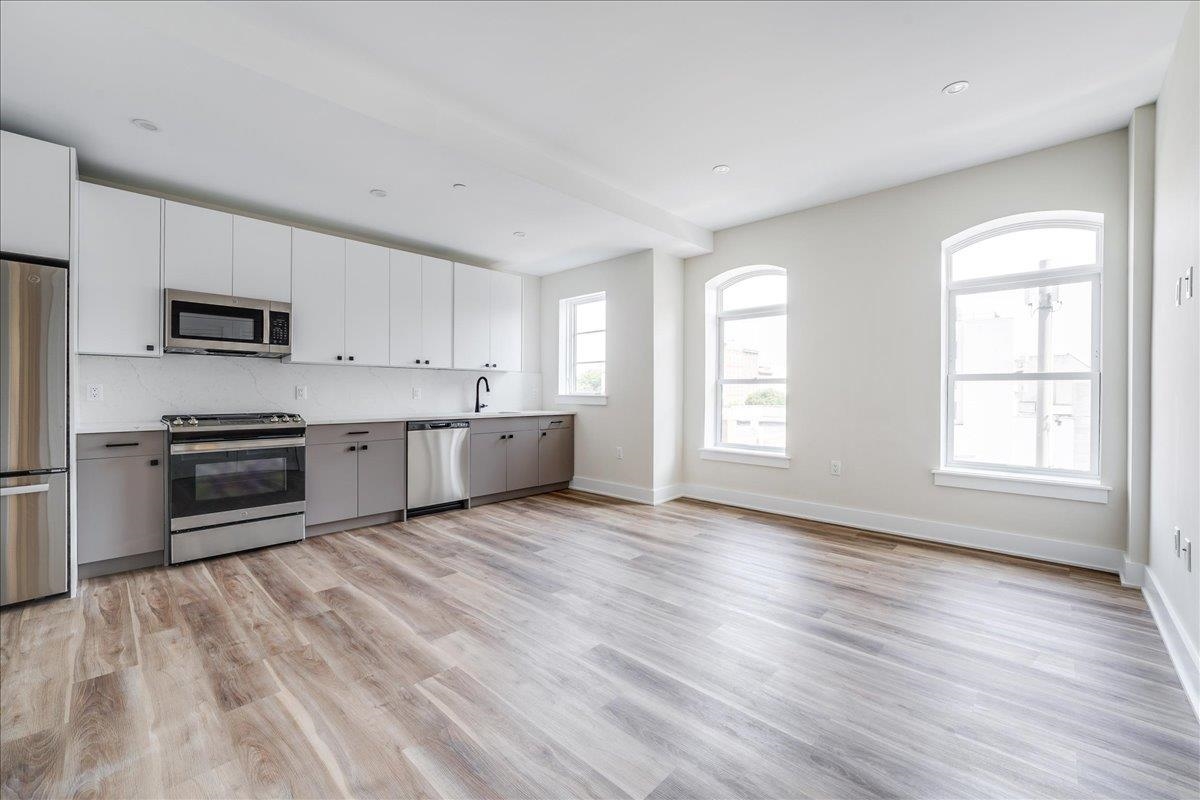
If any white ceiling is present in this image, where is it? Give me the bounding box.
[0,0,1188,275]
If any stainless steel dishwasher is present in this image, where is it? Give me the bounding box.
[406,420,471,514]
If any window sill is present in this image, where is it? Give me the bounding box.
[556,394,607,406]
[700,447,791,468]
[931,468,1110,504]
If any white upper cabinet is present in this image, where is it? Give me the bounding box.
[290,229,345,364]
[422,257,454,368]
[232,216,291,302]
[453,263,492,370]
[77,183,163,357]
[164,201,233,295]
[389,249,422,367]
[489,270,523,372]
[0,131,71,261]
[344,240,390,366]
[453,264,522,371]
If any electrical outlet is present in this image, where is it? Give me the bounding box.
[294,385,308,401]
[411,386,422,400]
[86,383,103,402]
[830,459,842,477]
[616,446,623,460]
[1175,526,1182,555]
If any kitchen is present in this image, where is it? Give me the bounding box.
[1,2,1197,799]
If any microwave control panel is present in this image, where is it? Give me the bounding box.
[269,311,290,346]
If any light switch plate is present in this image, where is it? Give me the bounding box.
[411,387,422,400]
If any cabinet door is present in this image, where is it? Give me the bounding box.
[232,216,291,302]
[305,442,359,525]
[356,438,406,517]
[164,201,233,295]
[453,263,492,370]
[77,455,164,563]
[489,271,523,372]
[0,131,71,261]
[538,429,574,486]
[506,430,539,491]
[470,432,508,498]
[422,257,454,368]
[389,250,422,367]
[345,240,390,366]
[290,229,345,364]
[77,183,163,357]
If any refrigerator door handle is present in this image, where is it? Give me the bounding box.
[0,484,52,497]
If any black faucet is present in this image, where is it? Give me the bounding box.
[475,375,490,413]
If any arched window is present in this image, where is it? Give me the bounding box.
[704,266,787,459]
[941,211,1102,478]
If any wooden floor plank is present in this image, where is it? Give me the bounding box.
[1,490,1196,799]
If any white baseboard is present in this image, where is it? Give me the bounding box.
[569,476,656,504]
[652,484,686,504]
[1142,567,1200,719]
[1119,558,1146,588]
[671,482,1126,574]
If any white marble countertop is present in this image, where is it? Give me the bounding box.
[75,410,574,434]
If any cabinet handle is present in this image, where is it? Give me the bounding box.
[360,444,369,450]
[347,445,357,452]
[348,355,355,362]
[145,344,154,351]
[105,442,139,448]
[149,459,159,466]
[414,359,421,364]
[541,432,547,437]
[347,431,370,435]
[424,360,430,365]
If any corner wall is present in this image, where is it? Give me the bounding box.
[652,251,684,496]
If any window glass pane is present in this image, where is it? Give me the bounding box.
[721,273,786,312]
[575,331,605,363]
[952,379,1092,471]
[954,280,1092,374]
[721,315,786,379]
[575,363,605,394]
[951,227,1097,281]
[720,383,786,449]
[575,299,605,333]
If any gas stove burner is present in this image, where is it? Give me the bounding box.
[162,412,305,429]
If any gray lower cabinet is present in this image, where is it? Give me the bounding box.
[356,438,406,517]
[76,454,164,564]
[305,442,359,525]
[539,428,574,485]
[471,433,508,497]
[506,430,540,491]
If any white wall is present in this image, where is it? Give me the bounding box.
[682,131,1130,553]
[652,251,684,492]
[1148,1,1199,675]
[541,251,654,491]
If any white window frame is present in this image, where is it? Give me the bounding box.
[703,266,788,461]
[940,211,1103,483]
[557,291,606,403]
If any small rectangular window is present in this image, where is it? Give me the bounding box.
[558,292,606,397]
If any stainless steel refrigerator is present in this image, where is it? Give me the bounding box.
[1,256,68,605]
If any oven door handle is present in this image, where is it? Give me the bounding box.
[170,436,306,454]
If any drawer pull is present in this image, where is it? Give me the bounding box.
[347,430,370,435]
[149,459,160,466]
[105,442,139,448]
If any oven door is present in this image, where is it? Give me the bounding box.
[165,290,270,354]
[168,438,305,531]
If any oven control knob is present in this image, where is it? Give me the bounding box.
[270,415,280,423]
[292,415,303,423]
[172,417,183,426]
[188,417,198,425]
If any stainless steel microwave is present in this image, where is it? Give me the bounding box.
[164,289,291,357]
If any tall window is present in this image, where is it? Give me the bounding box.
[558,291,606,399]
[942,212,1102,477]
[706,267,787,452]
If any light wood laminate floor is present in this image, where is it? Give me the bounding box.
[2,491,1197,799]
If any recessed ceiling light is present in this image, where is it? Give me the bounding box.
[513,231,526,238]
[452,183,467,190]
[941,80,970,95]
[130,118,160,132]
[712,164,732,175]
[368,188,388,198]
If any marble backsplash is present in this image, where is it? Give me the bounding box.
[76,354,542,424]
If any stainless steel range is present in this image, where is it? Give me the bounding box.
[163,413,306,564]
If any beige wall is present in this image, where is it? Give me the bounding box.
[682,131,1130,551]
[541,250,654,490]
[1148,1,1199,658]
